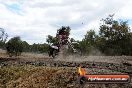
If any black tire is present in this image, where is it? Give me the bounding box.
[52,50,56,58]
[52,49,58,58]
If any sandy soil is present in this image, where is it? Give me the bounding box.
[0,49,132,88]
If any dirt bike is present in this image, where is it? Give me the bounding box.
[48,45,59,58]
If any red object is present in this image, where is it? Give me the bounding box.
[85,75,129,79]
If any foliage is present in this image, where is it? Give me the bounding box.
[97,15,132,55]
[0,28,8,42]
[79,30,97,55]
[57,26,71,36]
[30,43,49,53]
[6,36,23,57]
[0,28,8,49]
[77,14,132,55]
[22,41,30,52]
[46,26,71,45]
[0,15,131,56]
[46,35,58,45]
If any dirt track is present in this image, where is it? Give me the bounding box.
[0,55,132,88]
[0,56,132,74]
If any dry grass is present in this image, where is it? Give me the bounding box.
[0,49,132,88]
[0,65,78,88]
[0,49,7,58]
[0,65,132,88]
[0,49,49,62]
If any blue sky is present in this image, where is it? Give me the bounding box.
[128,20,132,25]
[0,0,132,44]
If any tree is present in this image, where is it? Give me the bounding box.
[6,36,23,57]
[46,35,58,45]
[22,41,30,52]
[46,26,71,45]
[0,28,8,49]
[98,14,131,55]
[84,30,96,46]
[38,43,49,53]
[28,43,49,53]
[57,26,71,37]
[0,28,8,42]
[79,30,97,55]
[70,38,75,43]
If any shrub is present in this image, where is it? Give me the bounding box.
[6,36,23,57]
